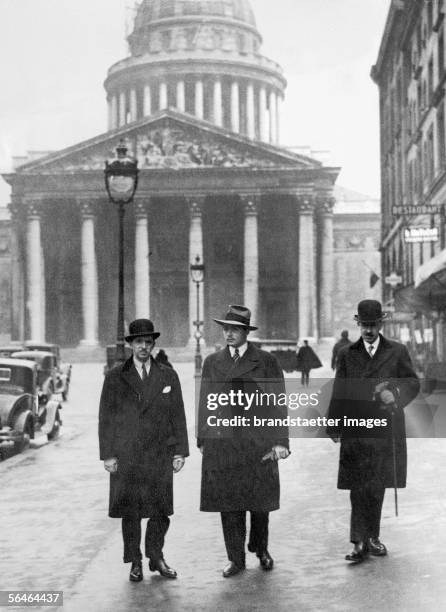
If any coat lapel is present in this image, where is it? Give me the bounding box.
[364,335,394,377]
[142,359,166,407]
[120,357,144,395]
[213,343,260,379]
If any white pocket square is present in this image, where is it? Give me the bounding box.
[162,386,171,393]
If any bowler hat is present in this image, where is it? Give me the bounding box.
[354,300,388,323]
[213,304,258,331]
[125,318,160,342]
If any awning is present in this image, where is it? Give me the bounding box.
[393,285,431,315]
[415,248,446,288]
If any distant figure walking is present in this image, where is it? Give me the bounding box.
[296,340,322,386]
[331,330,352,370]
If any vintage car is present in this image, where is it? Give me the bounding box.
[0,344,24,358]
[23,342,72,401]
[0,358,62,456]
[11,351,60,401]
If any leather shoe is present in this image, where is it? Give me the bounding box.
[149,558,177,579]
[222,561,245,578]
[345,541,368,563]
[129,560,143,582]
[258,551,274,571]
[368,537,387,556]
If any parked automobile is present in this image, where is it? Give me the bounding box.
[11,351,60,401]
[0,344,24,358]
[24,342,72,401]
[0,358,62,456]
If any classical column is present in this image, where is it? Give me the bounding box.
[269,90,277,144]
[159,81,168,110]
[134,200,150,318]
[259,86,268,142]
[26,202,44,342]
[231,81,240,133]
[119,91,126,126]
[195,79,204,119]
[213,78,223,127]
[8,201,25,341]
[79,202,99,346]
[109,95,118,130]
[188,198,205,345]
[129,88,137,122]
[276,94,282,145]
[297,196,315,340]
[242,196,259,333]
[143,85,152,116]
[317,196,335,339]
[246,82,256,139]
[176,80,185,112]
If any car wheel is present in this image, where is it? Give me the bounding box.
[62,382,69,402]
[47,409,61,441]
[14,417,33,454]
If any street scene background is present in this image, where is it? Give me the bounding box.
[1,357,446,612]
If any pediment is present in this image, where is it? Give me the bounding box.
[15,110,321,174]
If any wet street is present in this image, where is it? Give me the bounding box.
[1,361,446,611]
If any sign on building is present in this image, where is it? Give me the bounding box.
[404,227,439,243]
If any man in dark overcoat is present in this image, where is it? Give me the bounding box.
[197,305,290,577]
[99,319,189,582]
[327,300,419,563]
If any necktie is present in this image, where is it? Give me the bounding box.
[367,344,374,358]
[233,348,240,363]
[142,363,148,380]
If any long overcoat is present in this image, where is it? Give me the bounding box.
[327,335,419,489]
[98,356,189,518]
[197,343,289,512]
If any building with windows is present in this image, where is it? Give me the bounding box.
[372,0,446,367]
[2,0,343,349]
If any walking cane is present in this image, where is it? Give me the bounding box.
[389,403,398,517]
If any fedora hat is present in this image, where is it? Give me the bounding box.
[213,304,258,331]
[125,318,160,342]
[354,299,389,323]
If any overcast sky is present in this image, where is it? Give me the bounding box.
[0,0,390,205]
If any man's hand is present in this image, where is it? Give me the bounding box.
[374,381,396,406]
[262,445,290,461]
[172,455,185,473]
[104,457,118,473]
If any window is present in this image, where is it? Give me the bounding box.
[428,0,434,31]
[427,126,435,183]
[437,103,446,168]
[428,57,434,101]
[439,31,445,77]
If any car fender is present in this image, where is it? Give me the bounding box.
[41,399,62,434]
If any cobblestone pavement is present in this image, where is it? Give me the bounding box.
[1,361,446,611]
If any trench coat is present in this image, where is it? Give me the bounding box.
[327,335,419,490]
[197,343,289,512]
[98,356,189,518]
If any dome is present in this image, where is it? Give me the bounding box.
[133,0,257,29]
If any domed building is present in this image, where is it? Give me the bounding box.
[3,0,339,348]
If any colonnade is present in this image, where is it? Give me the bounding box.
[23,195,334,345]
[108,77,281,144]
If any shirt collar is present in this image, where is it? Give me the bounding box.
[229,342,248,358]
[133,355,151,373]
[363,336,380,354]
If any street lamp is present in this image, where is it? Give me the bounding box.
[190,255,205,377]
[105,140,139,364]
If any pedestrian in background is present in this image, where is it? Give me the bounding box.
[155,348,173,369]
[197,305,290,577]
[296,340,322,386]
[327,300,419,563]
[98,319,189,582]
[331,330,352,370]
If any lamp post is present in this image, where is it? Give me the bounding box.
[105,140,139,364]
[190,255,205,377]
